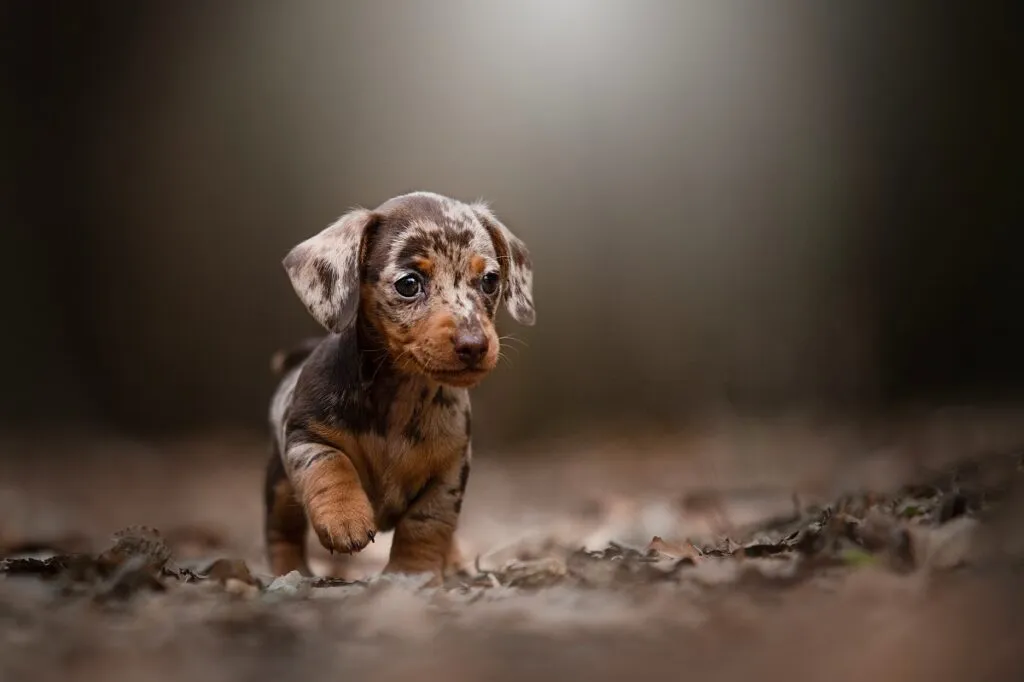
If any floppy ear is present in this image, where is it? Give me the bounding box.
[471,202,535,326]
[282,208,377,332]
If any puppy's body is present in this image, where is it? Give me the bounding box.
[264,192,533,583]
[265,328,472,577]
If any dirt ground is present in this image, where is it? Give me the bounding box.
[3,408,1024,682]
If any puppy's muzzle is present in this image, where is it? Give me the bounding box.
[453,328,489,369]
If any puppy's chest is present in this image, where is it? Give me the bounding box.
[352,385,470,520]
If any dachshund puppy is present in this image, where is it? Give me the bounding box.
[264,191,534,584]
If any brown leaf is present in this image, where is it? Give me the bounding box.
[647,536,701,562]
[200,558,259,587]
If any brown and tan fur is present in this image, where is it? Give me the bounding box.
[264,191,535,585]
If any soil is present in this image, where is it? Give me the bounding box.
[2,411,1024,682]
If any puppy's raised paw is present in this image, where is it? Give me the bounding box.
[309,501,377,555]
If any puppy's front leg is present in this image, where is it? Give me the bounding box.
[385,456,470,584]
[287,440,377,555]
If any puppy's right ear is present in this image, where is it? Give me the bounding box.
[282,208,378,332]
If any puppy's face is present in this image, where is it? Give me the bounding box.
[360,195,509,387]
[283,192,535,389]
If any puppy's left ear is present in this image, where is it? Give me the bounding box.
[282,208,378,332]
[472,202,535,326]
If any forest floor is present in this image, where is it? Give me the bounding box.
[2,409,1024,682]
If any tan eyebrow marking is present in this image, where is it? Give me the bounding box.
[413,257,434,276]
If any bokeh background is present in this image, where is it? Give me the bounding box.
[3,6,1024,680]
[2,1,1020,452]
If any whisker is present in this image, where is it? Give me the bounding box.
[498,335,529,348]
[498,344,521,357]
[370,346,408,384]
[392,349,417,375]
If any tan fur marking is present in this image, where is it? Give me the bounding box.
[385,526,454,585]
[358,283,417,371]
[306,421,372,484]
[296,448,377,554]
[444,538,468,578]
[380,446,470,584]
[413,257,434,276]
[470,254,487,276]
[407,312,465,373]
[265,473,310,576]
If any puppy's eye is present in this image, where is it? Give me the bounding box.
[394,274,423,299]
[480,272,500,296]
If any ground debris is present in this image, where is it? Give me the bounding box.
[0,451,1019,610]
[199,558,260,586]
[0,554,97,580]
[0,526,262,601]
[497,557,567,588]
[92,554,167,602]
[97,526,171,574]
[266,570,311,597]
[452,450,1022,592]
[647,536,702,562]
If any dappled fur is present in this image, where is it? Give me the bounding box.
[264,192,534,584]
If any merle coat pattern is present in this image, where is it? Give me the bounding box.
[264,191,534,583]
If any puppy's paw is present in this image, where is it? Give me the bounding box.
[443,540,471,579]
[309,499,377,555]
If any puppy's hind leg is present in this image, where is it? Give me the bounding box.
[263,446,312,576]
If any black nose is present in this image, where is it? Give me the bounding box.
[454,331,489,367]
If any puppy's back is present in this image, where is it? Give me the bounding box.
[270,336,325,377]
[268,336,326,455]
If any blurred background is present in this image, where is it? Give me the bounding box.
[1,1,1020,451]
[4,6,1024,680]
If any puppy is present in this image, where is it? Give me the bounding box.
[264,191,535,584]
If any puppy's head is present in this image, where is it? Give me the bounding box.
[283,191,534,387]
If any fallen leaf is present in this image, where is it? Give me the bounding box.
[200,558,260,587]
[646,536,701,562]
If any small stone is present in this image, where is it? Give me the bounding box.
[265,570,311,597]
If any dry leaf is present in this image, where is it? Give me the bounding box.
[647,536,701,562]
[201,558,259,586]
